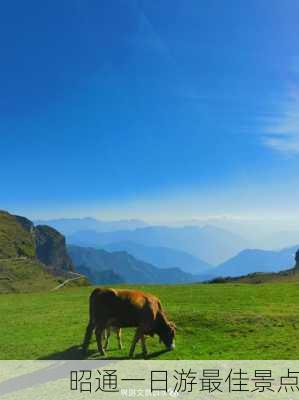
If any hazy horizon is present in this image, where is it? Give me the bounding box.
[22,211,299,251]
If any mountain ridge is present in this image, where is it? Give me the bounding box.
[68,244,199,284]
[34,217,148,235]
[67,224,247,265]
[102,240,211,275]
[210,249,299,284]
[207,245,299,279]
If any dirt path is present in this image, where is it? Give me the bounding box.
[51,272,85,291]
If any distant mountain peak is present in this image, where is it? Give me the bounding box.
[207,244,299,279]
[212,247,299,284]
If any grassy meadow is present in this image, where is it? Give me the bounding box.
[1,283,299,360]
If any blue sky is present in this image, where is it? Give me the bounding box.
[1,0,299,221]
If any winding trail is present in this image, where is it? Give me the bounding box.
[50,271,85,291]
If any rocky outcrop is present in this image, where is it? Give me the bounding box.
[0,211,82,293]
[35,225,74,271]
[14,215,34,234]
[0,210,74,272]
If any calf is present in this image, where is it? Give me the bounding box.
[82,288,176,358]
[103,326,123,351]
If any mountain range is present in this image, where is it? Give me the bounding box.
[210,251,299,284]
[103,241,211,275]
[207,245,299,279]
[36,217,299,281]
[34,217,148,235]
[68,245,197,284]
[67,225,248,265]
[4,212,299,289]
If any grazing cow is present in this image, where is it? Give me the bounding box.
[82,288,176,357]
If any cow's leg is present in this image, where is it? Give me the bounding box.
[140,335,148,358]
[103,327,111,350]
[117,328,123,350]
[129,328,141,358]
[95,325,106,356]
[82,322,94,354]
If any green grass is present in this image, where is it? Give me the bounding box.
[1,283,299,360]
[0,211,35,259]
[0,258,59,293]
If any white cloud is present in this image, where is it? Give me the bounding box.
[263,87,299,155]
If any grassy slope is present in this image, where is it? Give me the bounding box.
[0,211,58,293]
[0,258,58,293]
[0,211,35,259]
[0,211,88,293]
[1,282,299,360]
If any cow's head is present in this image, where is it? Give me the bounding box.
[156,315,176,350]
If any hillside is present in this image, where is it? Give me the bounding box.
[0,211,35,259]
[67,225,247,265]
[0,258,59,293]
[103,241,211,274]
[0,210,87,293]
[68,245,197,284]
[209,245,298,278]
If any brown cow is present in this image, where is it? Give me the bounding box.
[82,288,176,358]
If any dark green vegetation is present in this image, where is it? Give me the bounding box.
[1,283,299,360]
[0,211,87,293]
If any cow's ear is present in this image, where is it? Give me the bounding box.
[170,321,176,331]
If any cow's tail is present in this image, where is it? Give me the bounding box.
[82,288,100,353]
